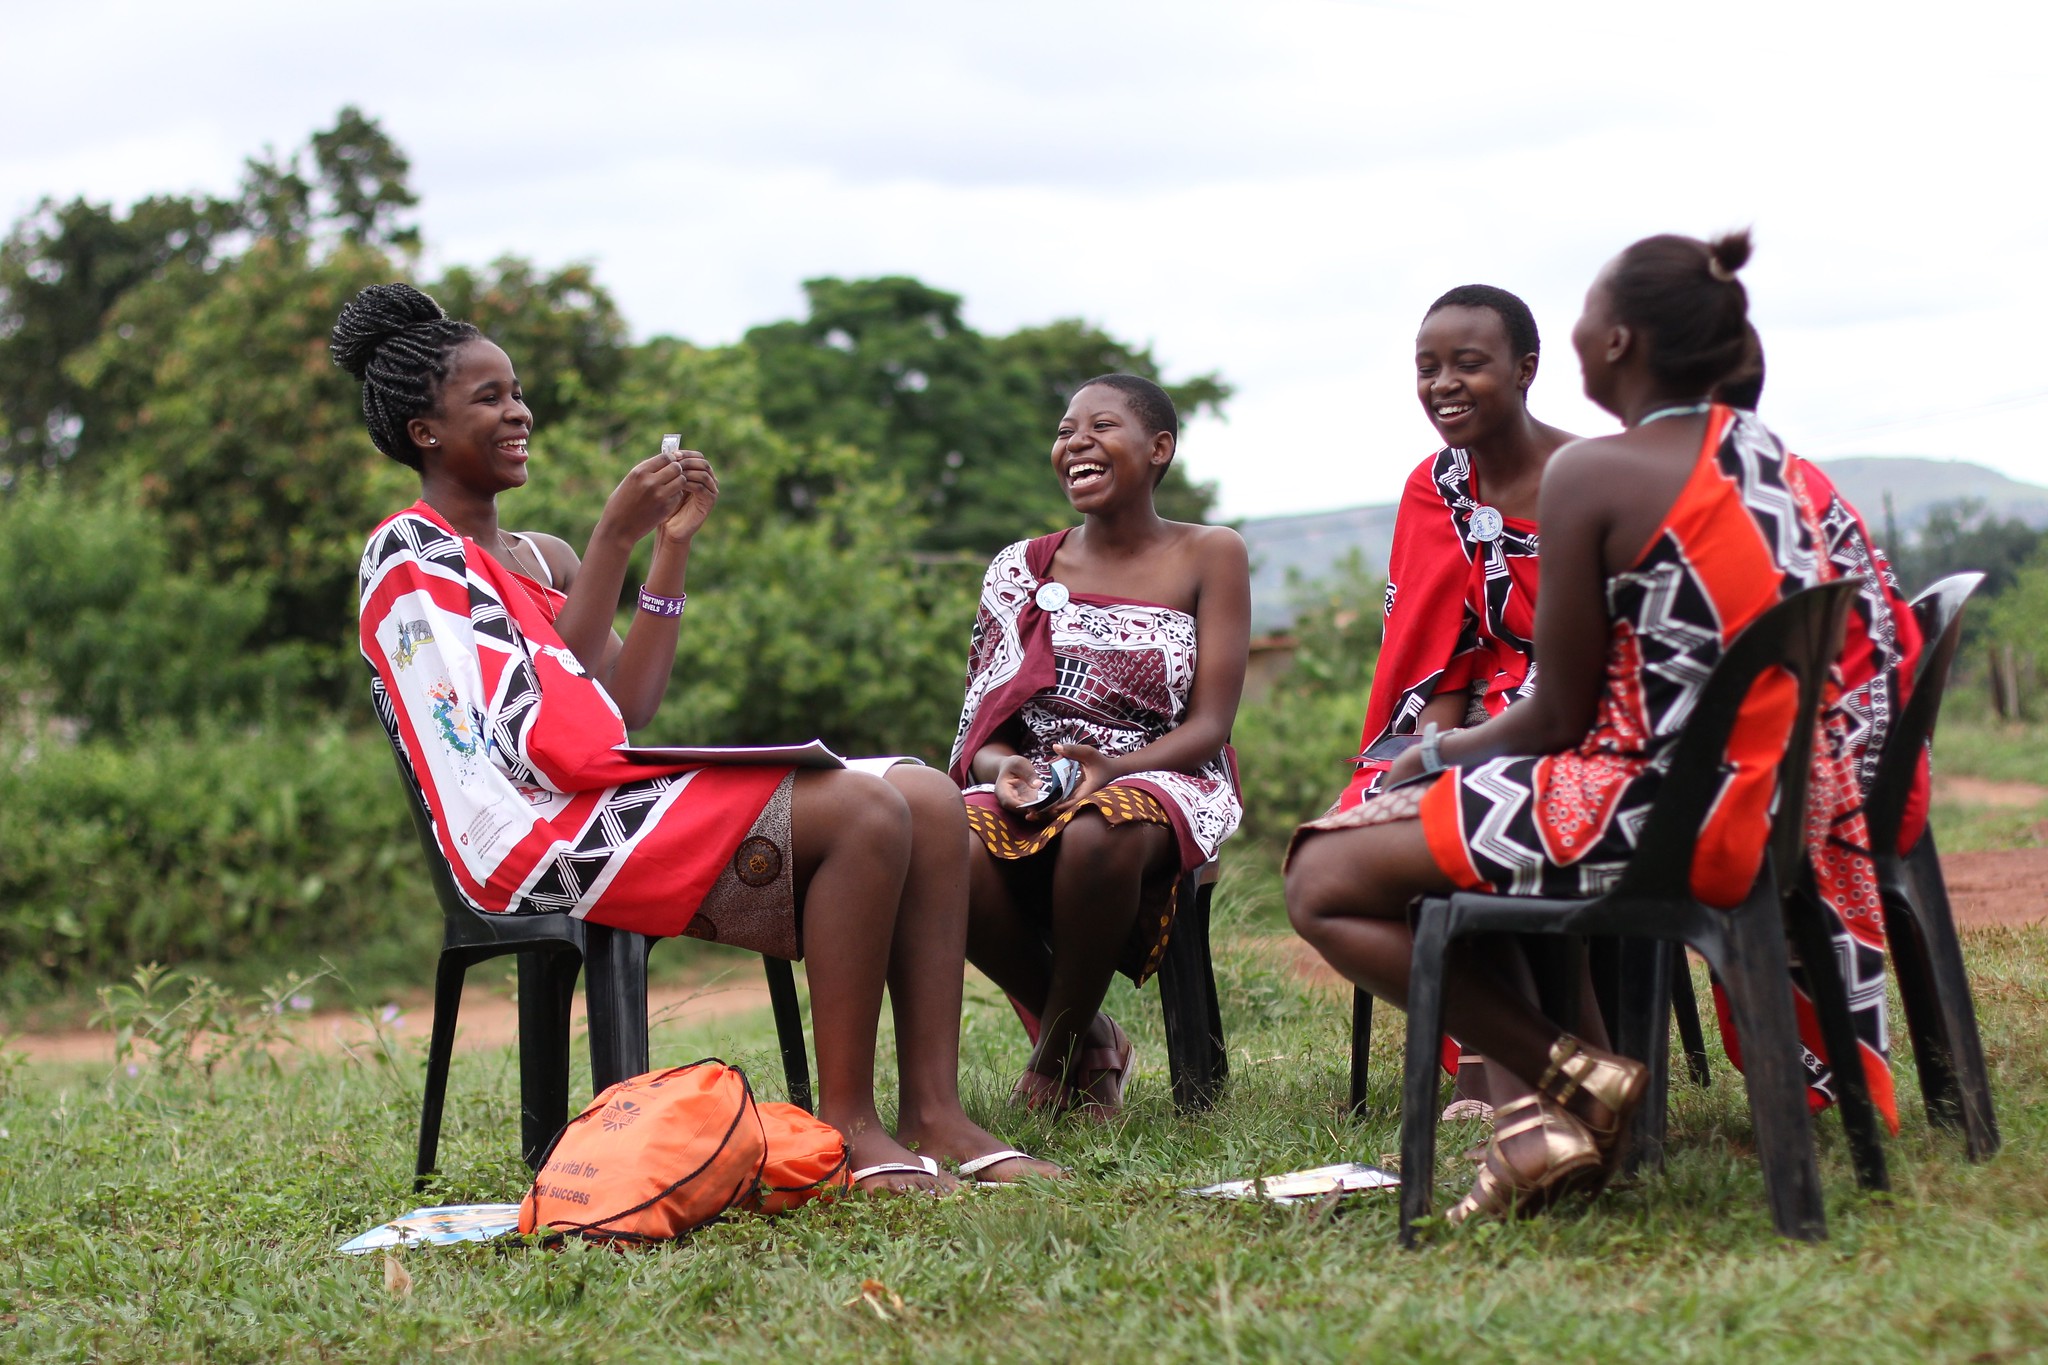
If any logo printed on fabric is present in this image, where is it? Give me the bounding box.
[393,619,434,669]
[427,680,489,765]
[600,1098,642,1132]
[733,836,783,888]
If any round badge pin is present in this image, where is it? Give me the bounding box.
[1035,581,1071,612]
[1468,505,1505,543]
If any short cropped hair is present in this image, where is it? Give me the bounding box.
[1424,284,1539,360]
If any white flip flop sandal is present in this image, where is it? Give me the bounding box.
[956,1148,1064,1184]
[850,1154,943,1191]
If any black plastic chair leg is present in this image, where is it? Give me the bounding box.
[1199,883,1230,1097]
[1717,899,1827,1241]
[1898,834,2001,1159]
[1785,891,1889,1192]
[1397,912,1452,1248]
[1614,937,1674,1175]
[1160,875,1227,1113]
[516,950,580,1170]
[1670,945,1713,1087]
[763,957,812,1113]
[1349,989,1373,1117]
[414,954,469,1190]
[584,923,653,1093]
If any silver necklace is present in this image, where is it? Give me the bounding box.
[1633,401,1711,428]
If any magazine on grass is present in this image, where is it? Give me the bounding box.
[337,1204,524,1254]
[1185,1163,1400,1202]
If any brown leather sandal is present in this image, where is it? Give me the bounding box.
[1074,1016,1134,1118]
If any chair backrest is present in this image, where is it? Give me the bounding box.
[388,746,581,952]
[1614,580,1859,903]
[1862,572,1983,849]
[390,749,480,919]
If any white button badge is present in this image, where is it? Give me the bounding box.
[1468,505,1505,543]
[1035,581,1071,612]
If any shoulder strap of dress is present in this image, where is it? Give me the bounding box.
[516,533,555,587]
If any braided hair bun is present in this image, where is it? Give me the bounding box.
[329,283,482,467]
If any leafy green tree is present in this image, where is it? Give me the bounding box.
[307,106,421,251]
[0,193,239,475]
[433,258,627,432]
[1891,498,2044,599]
[0,478,313,735]
[529,339,980,760]
[0,107,417,481]
[70,239,401,695]
[745,276,1228,554]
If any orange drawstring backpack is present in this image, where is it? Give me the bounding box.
[518,1060,849,1245]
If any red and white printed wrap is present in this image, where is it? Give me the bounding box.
[358,502,787,933]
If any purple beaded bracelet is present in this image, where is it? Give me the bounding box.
[637,586,687,618]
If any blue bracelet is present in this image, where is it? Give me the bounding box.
[637,586,687,618]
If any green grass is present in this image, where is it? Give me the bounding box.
[3,875,2045,1364]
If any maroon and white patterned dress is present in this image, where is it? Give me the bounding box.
[950,531,1241,977]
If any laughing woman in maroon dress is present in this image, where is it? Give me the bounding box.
[951,375,1250,1118]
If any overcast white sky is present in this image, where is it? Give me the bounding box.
[4,0,2044,518]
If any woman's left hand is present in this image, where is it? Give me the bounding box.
[661,451,719,544]
[1386,744,1425,785]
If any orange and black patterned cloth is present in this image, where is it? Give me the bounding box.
[1302,406,1898,1130]
[963,784,1181,982]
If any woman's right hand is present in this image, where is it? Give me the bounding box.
[992,754,1047,816]
[597,449,692,545]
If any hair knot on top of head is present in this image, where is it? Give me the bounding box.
[329,282,483,468]
[1608,229,1755,394]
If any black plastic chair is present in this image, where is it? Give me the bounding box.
[1392,581,1873,1244]
[396,761,813,1190]
[1865,572,2000,1159]
[1004,858,1230,1114]
[1157,860,1229,1112]
[1651,573,2005,1159]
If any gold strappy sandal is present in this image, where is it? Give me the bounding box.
[1445,1095,1602,1227]
[1536,1036,1650,1174]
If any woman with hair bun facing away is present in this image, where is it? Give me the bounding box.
[1286,231,1882,1222]
[339,283,1060,1190]
[952,374,1250,1118]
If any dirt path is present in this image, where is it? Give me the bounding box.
[7,978,773,1067]
[1939,847,2048,930]
[11,848,2044,1066]
[1933,775,2048,809]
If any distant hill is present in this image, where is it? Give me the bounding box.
[1241,455,2048,634]
[1810,457,2048,536]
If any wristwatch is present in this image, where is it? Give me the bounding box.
[1416,722,1446,777]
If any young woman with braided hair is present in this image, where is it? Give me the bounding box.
[1287,231,1868,1223]
[338,283,1060,1192]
